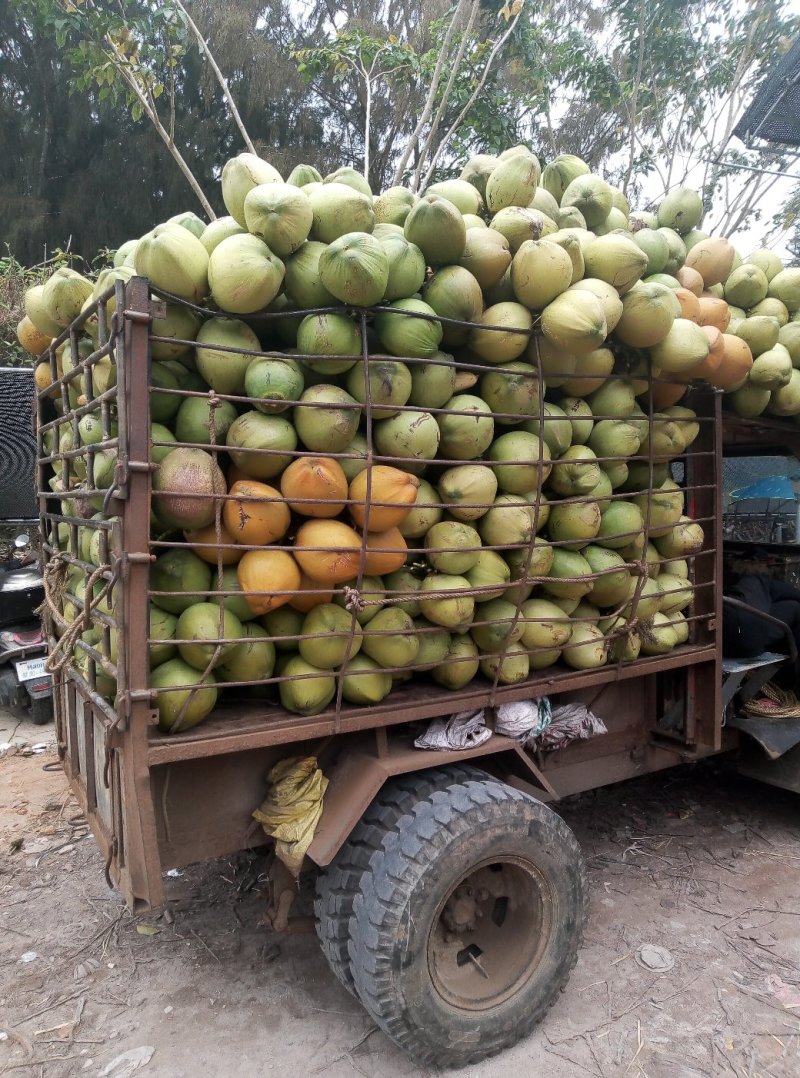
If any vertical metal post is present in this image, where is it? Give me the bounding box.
[115,276,164,907]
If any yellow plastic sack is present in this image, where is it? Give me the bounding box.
[252,756,328,875]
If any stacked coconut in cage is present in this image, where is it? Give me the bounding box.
[22,146,775,731]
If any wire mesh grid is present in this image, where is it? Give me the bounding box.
[35,278,719,737]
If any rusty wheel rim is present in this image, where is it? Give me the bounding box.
[426,855,555,1012]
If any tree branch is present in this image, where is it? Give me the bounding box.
[391,0,468,186]
[173,0,256,154]
[411,0,481,191]
[419,4,524,189]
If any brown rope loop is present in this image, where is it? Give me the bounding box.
[343,586,365,613]
[44,563,112,674]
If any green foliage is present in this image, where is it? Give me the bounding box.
[0,250,71,367]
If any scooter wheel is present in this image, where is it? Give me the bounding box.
[30,697,52,726]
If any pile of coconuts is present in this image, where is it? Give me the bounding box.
[30,146,743,731]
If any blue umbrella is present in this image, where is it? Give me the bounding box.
[730,475,796,502]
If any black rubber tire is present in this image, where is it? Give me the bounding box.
[347,777,588,1069]
[314,764,492,998]
[30,695,52,726]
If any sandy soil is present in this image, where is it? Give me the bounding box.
[1,730,800,1078]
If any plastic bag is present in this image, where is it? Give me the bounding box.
[532,703,607,752]
[414,710,492,751]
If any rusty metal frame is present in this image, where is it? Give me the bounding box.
[36,276,736,909]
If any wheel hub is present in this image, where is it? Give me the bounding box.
[428,856,554,1012]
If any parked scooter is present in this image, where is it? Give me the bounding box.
[0,528,52,725]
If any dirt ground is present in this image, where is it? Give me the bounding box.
[1,717,800,1078]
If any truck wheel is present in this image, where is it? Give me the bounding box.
[348,776,587,1068]
[30,696,52,726]
[314,764,492,998]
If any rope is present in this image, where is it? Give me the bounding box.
[43,563,112,674]
[743,681,800,719]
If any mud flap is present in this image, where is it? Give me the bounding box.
[728,712,800,761]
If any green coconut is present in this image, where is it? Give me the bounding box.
[346,358,412,419]
[479,642,530,685]
[547,499,601,550]
[151,658,218,733]
[381,233,427,301]
[740,249,782,284]
[208,233,284,314]
[541,290,607,355]
[431,633,480,689]
[595,501,644,550]
[460,154,499,199]
[653,516,704,559]
[633,479,683,538]
[529,187,561,219]
[195,317,260,396]
[480,361,541,424]
[614,283,676,348]
[560,175,613,227]
[766,368,800,416]
[198,216,246,256]
[152,448,226,531]
[735,315,780,357]
[465,549,512,601]
[174,602,243,671]
[374,410,441,474]
[404,193,466,265]
[278,655,336,715]
[421,266,483,347]
[542,548,594,600]
[215,565,258,624]
[587,419,642,461]
[519,598,572,651]
[40,267,94,328]
[260,607,303,651]
[409,620,454,668]
[725,264,770,309]
[226,411,297,479]
[468,302,532,363]
[381,569,423,617]
[425,520,482,574]
[582,234,648,294]
[490,206,555,253]
[296,312,361,375]
[658,575,693,614]
[459,228,512,289]
[242,183,313,256]
[409,351,457,408]
[583,545,632,608]
[298,603,363,669]
[477,496,542,549]
[318,231,389,306]
[373,185,416,225]
[438,465,498,521]
[750,298,790,325]
[426,178,484,215]
[174,396,238,445]
[631,228,670,275]
[568,279,624,333]
[749,345,793,390]
[437,394,495,461]
[308,182,374,243]
[486,152,541,212]
[215,623,276,683]
[544,229,585,284]
[283,242,339,309]
[374,297,443,358]
[243,356,305,414]
[511,239,574,311]
[341,654,392,705]
[650,318,710,373]
[541,154,590,201]
[657,188,704,234]
[548,445,602,497]
[324,166,372,196]
[149,302,201,362]
[286,164,322,187]
[728,382,771,418]
[148,605,178,668]
[398,479,444,538]
[489,430,551,494]
[768,268,800,312]
[221,153,281,224]
[419,575,475,631]
[292,385,360,453]
[135,223,209,302]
